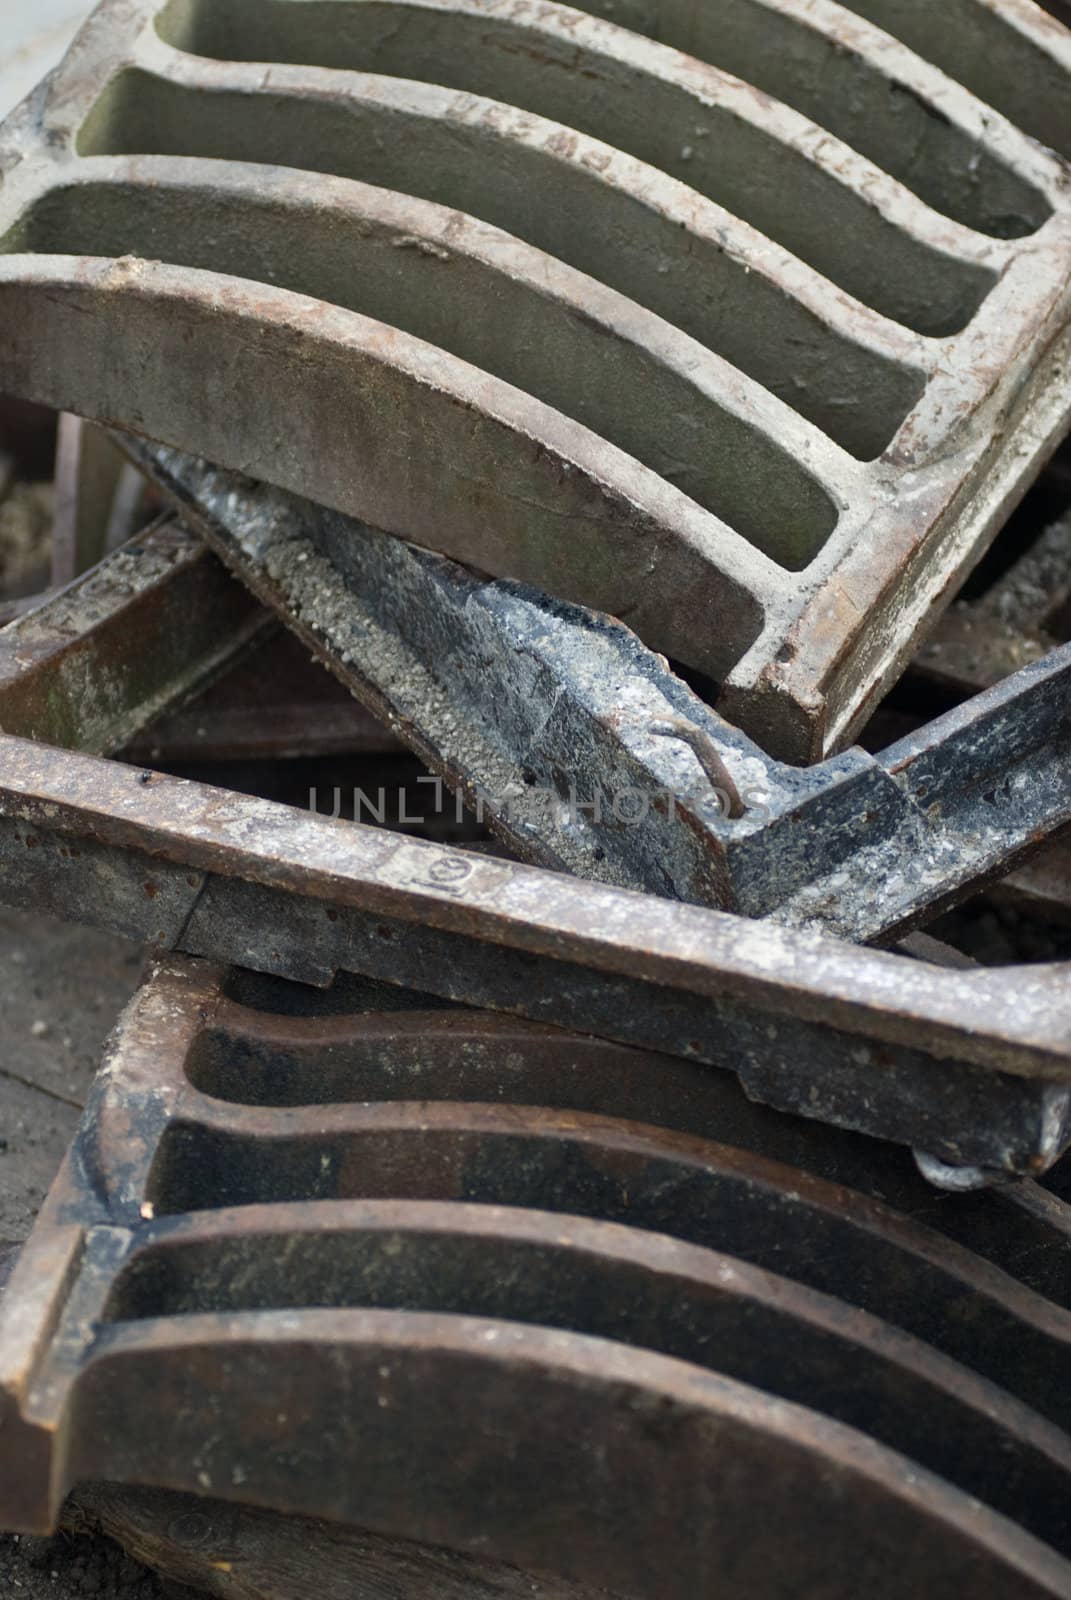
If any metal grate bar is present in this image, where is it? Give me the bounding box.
[135,8,1002,331]
[3,958,1071,1598]
[154,0,1062,236]
[0,0,1068,754]
[0,516,267,754]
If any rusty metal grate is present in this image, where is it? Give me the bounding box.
[0,0,1069,757]
[3,956,1071,1597]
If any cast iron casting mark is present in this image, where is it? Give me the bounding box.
[3,957,1071,1600]
[131,442,1071,946]
[0,0,1069,759]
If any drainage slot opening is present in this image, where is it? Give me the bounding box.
[150,0,998,337]
[76,69,929,465]
[185,1012,722,1113]
[180,1009,1071,1314]
[140,1120,1071,1430]
[158,0,1053,240]
[96,1219,1071,1558]
[846,0,1071,165]
[10,175,841,568]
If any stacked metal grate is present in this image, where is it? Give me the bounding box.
[1,1,1071,1593]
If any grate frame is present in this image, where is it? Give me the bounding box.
[0,0,1069,756]
[3,958,1071,1598]
[1,512,1071,1180]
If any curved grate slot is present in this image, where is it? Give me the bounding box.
[7,960,1071,1596]
[156,0,1053,238]
[848,0,1071,160]
[99,1207,1071,1557]
[8,172,842,564]
[141,1110,1071,1435]
[82,23,997,338]
[182,1003,1071,1312]
[72,70,933,461]
[0,0,1068,756]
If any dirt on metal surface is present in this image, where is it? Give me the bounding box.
[1,445,1070,1188]
[1,0,1069,756]
[4,958,1071,1596]
[135,443,1071,947]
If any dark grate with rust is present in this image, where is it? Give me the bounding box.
[3,957,1071,1597]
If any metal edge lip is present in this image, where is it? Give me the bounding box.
[1,728,1070,1081]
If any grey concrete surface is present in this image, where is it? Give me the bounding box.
[0,2,97,122]
[0,905,143,1241]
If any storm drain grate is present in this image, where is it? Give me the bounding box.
[0,0,1069,756]
[3,958,1071,1597]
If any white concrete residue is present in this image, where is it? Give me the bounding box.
[0,1,96,121]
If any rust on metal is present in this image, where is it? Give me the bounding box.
[0,726,1070,1175]
[0,470,1067,1176]
[0,0,1068,755]
[901,492,1071,922]
[0,515,267,754]
[132,444,1071,947]
[2,957,1071,1599]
